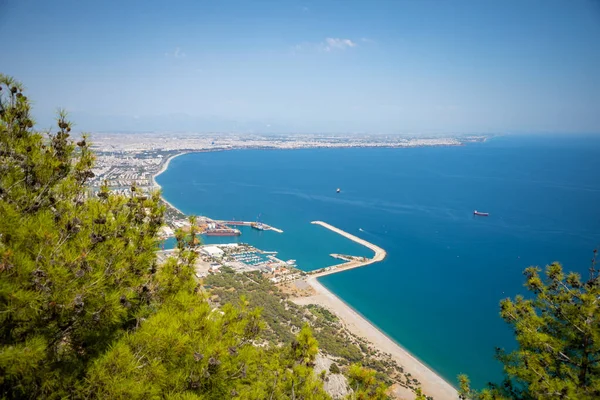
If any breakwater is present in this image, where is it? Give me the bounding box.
[309,221,386,277]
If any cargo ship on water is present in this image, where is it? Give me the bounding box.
[202,222,241,236]
[203,228,241,236]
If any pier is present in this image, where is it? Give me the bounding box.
[309,221,386,278]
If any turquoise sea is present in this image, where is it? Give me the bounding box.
[156,135,600,389]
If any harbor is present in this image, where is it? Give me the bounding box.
[157,242,302,281]
[157,216,454,400]
[158,216,284,239]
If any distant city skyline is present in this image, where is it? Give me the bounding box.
[1,0,599,134]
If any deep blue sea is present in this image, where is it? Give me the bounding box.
[156,135,600,389]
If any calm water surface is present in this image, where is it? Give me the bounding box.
[157,135,600,388]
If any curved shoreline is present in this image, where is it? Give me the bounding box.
[156,154,458,399]
[300,278,458,399]
[299,221,458,399]
[152,152,191,215]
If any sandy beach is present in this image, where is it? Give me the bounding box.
[152,152,190,215]
[153,158,458,399]
[295,222,458,400]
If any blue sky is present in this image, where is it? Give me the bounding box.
[1,0,599,134]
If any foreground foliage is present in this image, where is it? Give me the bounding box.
[205,269,420,397]
[0,75,333,399]
[347,363,389,400]
[0,74,165,397]
[459,256,600,399]
[7,73,597,400]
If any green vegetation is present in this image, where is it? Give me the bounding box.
[347,363,389,400]
[205,268,417,394]
[329,363,341,374]
[459,258,600,400]
[307,304,339,323]
[205,270,365,363]
[0,75,164,397]
[0,75,337,399]
[8,73,598,400]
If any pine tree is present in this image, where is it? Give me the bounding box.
[459,255,600,399]
[0,74,166,397]
[0,75,331,399]
[346,363,389,400]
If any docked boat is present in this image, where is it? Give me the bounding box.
[473,210,489,216]
[286,259,296,265]
[251,222,266,230]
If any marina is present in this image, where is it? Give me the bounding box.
[231,251,272,266]
[157,242,301,279]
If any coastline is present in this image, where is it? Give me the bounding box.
[152,152,191,215]
[295,278,458,400]
[295,222,458,399]
[155,156,457,398]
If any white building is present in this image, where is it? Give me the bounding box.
[264,264,277,273]
[201,246,224,258]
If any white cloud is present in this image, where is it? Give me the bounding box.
[323,38,356,51]
[175,47,186,58]
[292,38,358,54]
[166,47,186,58]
